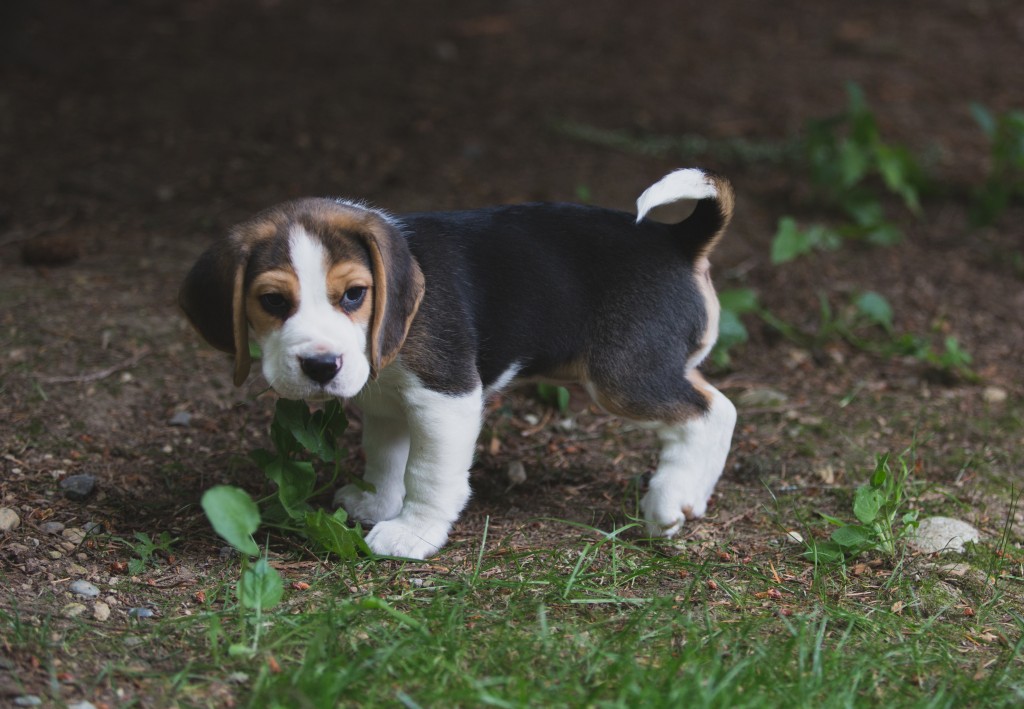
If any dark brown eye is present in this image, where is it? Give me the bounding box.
[259,293,290,317]
[340,286,368,311]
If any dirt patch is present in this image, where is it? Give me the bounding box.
[2,1,1022,704]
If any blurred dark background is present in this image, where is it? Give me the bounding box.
[2,0,1019,254]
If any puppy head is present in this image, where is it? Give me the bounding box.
[178,199,424,398]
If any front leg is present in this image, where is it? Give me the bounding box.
[364,382,483,559]
[333,407,410,525]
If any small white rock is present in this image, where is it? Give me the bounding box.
[69,580,100,598]
[507,461,527,486]
[786,530,805,544]
[982,386,1008,404]
[93,601,111,622]
[910,516,982,554]
[0,507,20,532]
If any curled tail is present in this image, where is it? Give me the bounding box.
[635,168,734,260]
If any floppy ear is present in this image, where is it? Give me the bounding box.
[355,218,425,378]
[178,236,252,387]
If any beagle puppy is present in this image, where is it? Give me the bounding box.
[180,168,737,559]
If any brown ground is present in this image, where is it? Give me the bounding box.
[1,0,1022,704]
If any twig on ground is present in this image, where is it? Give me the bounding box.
[37,347,152,384]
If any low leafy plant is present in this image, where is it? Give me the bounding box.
[712,288,761,367]
[119,531,179,574]
[535,383,571,414]
[803,453,919,565]
[201,399,369,564]
[773,83,926,263]
[751,288,976,381]
[888,333,975,381]
[970,103,1024,225]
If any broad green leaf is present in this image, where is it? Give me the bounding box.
[870,456,890,488]
[970,103,996,138]
[717,288,759,314]
[263,457,316,520]
[556,386,571,413]
[853,486,884,525]
[274,399,343,462]
[802,540,845,565]
[201,485,261,557]
[838,138,870,187]
[854,291,894,331]
[237,557,284,610]
[863,221,903,247]
[716,308,748,346]
[304,508,371,559]
[712,309,748,367]
[875,144,921,213]
[830,524,873,549]
[317,399,350,440]
[771,217,810,264]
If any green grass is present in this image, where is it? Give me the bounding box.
[5,520,1022,708]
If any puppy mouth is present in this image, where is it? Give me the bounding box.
[300,388,334,403]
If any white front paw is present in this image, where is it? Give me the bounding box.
[333,484,403,526]
[364,516,450,559]
[640,487,709,538]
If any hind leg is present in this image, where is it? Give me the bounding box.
[589,368,736,538]
[639,372,736,537]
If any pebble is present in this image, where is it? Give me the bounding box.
[60,474,97,501]
[14,696,43,707]
[0,507,20,531]
[909,516,982,554]
[169,411,193,427]
[40,521,66,535]
[507,461,527,486]
[62,527,87,544]
[123,636,143,648]
[129,607,154,619]
[62,602,88,618]
[982,386,1008,404]
[69,580,100,598]
[69,702,99,709]
[93,601,111,622]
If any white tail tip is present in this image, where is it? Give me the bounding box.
[635,168,717,223]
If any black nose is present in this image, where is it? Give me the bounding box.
[299,353,342,385]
